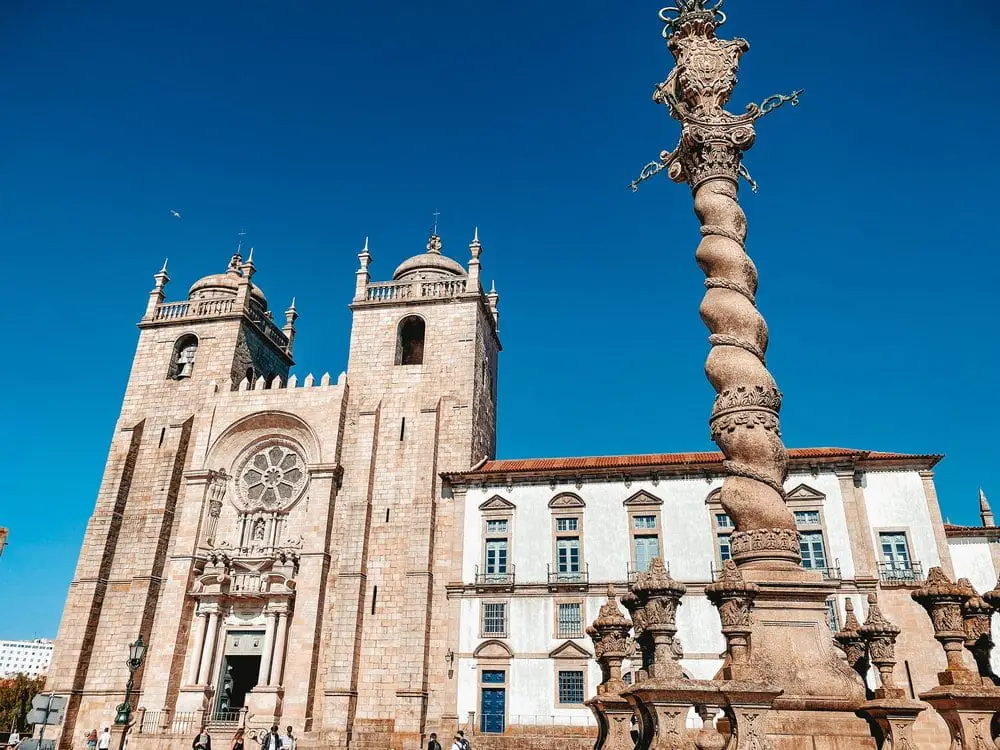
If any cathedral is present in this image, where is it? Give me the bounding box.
[44,231,1000,749]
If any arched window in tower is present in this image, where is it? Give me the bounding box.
[396,316,425,366]
[168,334,199,379]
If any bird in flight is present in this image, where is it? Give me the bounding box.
[170,209,183,219]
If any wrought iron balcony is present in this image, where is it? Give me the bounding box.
[547,563,589,590]
[878,561,924,585]
[474,564,515,590]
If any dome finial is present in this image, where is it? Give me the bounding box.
[363,235,369,253]
[160,258,169,274]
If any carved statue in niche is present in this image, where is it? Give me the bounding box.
[252,518,266,543]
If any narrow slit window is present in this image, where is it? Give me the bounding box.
[158,427,166,447]
[371,585,378,614]
[385,508,390,523]
[400,418,406,441]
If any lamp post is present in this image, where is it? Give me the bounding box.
[114,634,148,747]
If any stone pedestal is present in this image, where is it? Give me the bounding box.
[739,568,867,710]
[587,694,637,750]
[919,685,1000,749]
[246,685,283,724]
[857,698,926,750]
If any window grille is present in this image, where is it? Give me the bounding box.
[715,513,734,528]
[558,670,585,704]
[483,603,507,636]
[558,603,583,637]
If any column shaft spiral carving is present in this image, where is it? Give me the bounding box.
[636,2,805,565]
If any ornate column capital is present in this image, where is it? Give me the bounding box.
[912,567,978,685]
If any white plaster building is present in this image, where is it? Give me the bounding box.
[0,639,54,678]
[442,448,980,735]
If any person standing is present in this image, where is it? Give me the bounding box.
[258,726,280,750]
[279,726,295,750]
[457,730,470,750]
[426,732,441,750]
[86,729,98,750]
[192,726,212,750]
[231,729,244,750]
[98,728,112,750]
[450,736,463,750]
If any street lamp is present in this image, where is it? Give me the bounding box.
[114,635,147,729]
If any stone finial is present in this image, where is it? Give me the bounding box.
[834,598,869,679]
[980,487,994,527]
[962,592,997,682]
[469,226,482,260]
[355,237,373,302]
[705,560,759,678]
[629,558,686,679]
[912,567,978,685]
[587,585,632,696]
[426,233,443,255]
[282,297,299,354]
[859,593,903,698]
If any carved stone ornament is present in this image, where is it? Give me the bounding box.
[962,593,997,683]
[631,0,805,565]
[587,585,633,697]
[833,598,869,680]
[705,560,759,677]
[859,593,902,698]
[629,558,687,679]
[234,439,308,512]
[912,567,978,684]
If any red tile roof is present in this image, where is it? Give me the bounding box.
[443,447,942,482]
[944,524,1000,540]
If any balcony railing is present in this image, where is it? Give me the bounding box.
[151,298,290,351]
[364,278,468,304]
[475,565,515,590]
[879,560,924,585]
[547,563,589,589]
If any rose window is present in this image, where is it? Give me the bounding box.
[239,444,306,509]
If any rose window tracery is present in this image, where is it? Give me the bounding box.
[236,442,307,511]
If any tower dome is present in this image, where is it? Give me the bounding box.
[392,234,467,281]
[188,253,267,307]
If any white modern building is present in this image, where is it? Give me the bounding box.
[443,447,995,736]
[0,639,54,678]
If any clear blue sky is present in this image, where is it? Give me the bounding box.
[1,1,998,638]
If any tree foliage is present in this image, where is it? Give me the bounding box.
[0,675,46,733]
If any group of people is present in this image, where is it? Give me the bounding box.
[426,730,471,750]
[76,722,468,750]
[84,727,111,750]
[191,725,295,750]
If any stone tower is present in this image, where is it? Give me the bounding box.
[320,230,500,747]
[45,249,296,743]
[45,229,499,750]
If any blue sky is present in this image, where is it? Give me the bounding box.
[0,1,998,638]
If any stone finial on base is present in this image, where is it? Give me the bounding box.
[834,598,869,682]
[912,567,978,686]
[588,585,634,696]
[705,560,759,680]
[629,558,687,680]
[859,593,902,699]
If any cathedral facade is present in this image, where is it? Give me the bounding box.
[45,232,998,749]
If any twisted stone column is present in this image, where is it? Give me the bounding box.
[645,2,802,567]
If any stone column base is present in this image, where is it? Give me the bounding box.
[857,698,926,750]
[586,693,636,750]
[733,568,867,709]
[246,686,283,725]
[920,684,1000,749]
